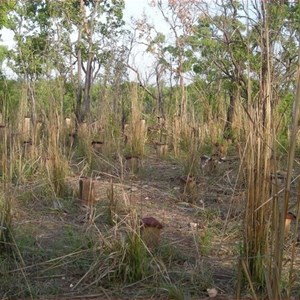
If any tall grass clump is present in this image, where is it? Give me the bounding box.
[272,46,300,299]
[239,2,273,296]
[0,122,13,251]
[239,3,299,298]
[74,122,94,170]
[125,84,147,157]
[182,122,202,177]
[75,212,159,290]
[116,213,150,283]
[45,109,70,198]
[0,189,13,251]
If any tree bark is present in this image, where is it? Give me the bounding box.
[75,0,84,124]
[155,64,164,117]
[223,88,236,141]
[82,1,99,121]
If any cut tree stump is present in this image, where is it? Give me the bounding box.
[79,176,95,206]
[155,142,168,157]
[125,155,140,173]
[141,216,163,249]
[23,140,34,159]
[91,141,104,153]
[23,117,31,140]
[180,175,197,204]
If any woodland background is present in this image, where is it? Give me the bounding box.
[1,1,300,299]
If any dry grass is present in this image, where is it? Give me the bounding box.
[2,133,300,299]
[2,90,300,300]
[1,36,300,299]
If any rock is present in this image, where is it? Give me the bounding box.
[131,186,138,192]
[188,222,200,229]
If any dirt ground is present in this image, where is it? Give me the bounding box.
[2,148,300,300]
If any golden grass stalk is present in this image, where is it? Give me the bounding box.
[107,179,117,225]
[124,84,147,157]
[172,115,181,157]
[0,122,13,251]
[45,109,70,198]
[287,179,300,298]
[0,190,12,251]
[280,45,300,298]
[241,2,275,296]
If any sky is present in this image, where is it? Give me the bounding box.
[124,0,167,27]
[124,0,150,20]
[124,0,156,80]
[0,0,170,80]
[124,0,171,81]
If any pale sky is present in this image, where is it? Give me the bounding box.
[124,0,171,82]
[124,0,149,20]
[124,0,167,26]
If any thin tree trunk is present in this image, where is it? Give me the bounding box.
[83,0,99,120]
[155,64,164,117]
[75,1,83,124]
[27,78,37,130]
[178,54,186,121]
[223,88,236,141]
[83,52,93,120]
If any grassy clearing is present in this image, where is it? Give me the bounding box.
[1,49,300,300]
[1,131,300,299]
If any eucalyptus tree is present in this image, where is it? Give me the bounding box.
[7,0,125,123]
[7,0,53,125]
[129,17,169,118]
[0,0,15,30]
[189,0,299,140]
[51,0,125,123]
[145,32,168,118]
[149,0,202,122]
[189,0,249,140]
